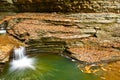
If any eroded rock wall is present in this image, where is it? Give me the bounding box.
[58,0,120,13]
[0,0,120,13]
[0,0,17,12]
[0,13,119,64]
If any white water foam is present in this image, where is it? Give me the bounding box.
[0,30,6,34]
[10,46,35,72]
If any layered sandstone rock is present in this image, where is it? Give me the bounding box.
[0,13,120,64]
[0,13,119,63]
[0,35,25,63]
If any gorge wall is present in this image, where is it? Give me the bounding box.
[0,0,120,65]
[0,0,120,13]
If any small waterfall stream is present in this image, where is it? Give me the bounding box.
[14,46,26,60]
[10,46,35,71]
[0,46,99,80]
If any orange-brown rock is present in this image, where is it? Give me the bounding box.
[0,13,120,64]
[101,61,120,80]
[0,34,25,63]
[68,47,120,63]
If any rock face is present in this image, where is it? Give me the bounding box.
[27,38,66,54]
[0,35,25,63]
[0,13,120,64]
[0,0,120,13]
[12,0,59,12]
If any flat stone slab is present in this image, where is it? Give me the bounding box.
[68,48,120,64]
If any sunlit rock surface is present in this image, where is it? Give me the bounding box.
[0,12,120,80]
[1,13,119,63]
[0,35,25,63]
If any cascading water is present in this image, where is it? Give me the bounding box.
[0,46,99,80]
[10,46,35,72]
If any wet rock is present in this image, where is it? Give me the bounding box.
[0,35,25,63]
[101,61,120,80]
[0,44,14,63]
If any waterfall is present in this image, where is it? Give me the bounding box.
[9,46,35,72]
[14,46,26,60]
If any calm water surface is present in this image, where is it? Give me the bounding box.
[1,53,99,80]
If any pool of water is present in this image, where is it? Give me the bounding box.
[0,53,99,80]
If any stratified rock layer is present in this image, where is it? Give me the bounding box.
[0,35,25,63]
[0,0,120,13]
[0,13,120,64]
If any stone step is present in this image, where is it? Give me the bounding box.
[28,47,64,50]
[29,42,65,47]
[28,39,65,54]
[27,47,64,54]
[29,45,65,48]
[29,42,64,46]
